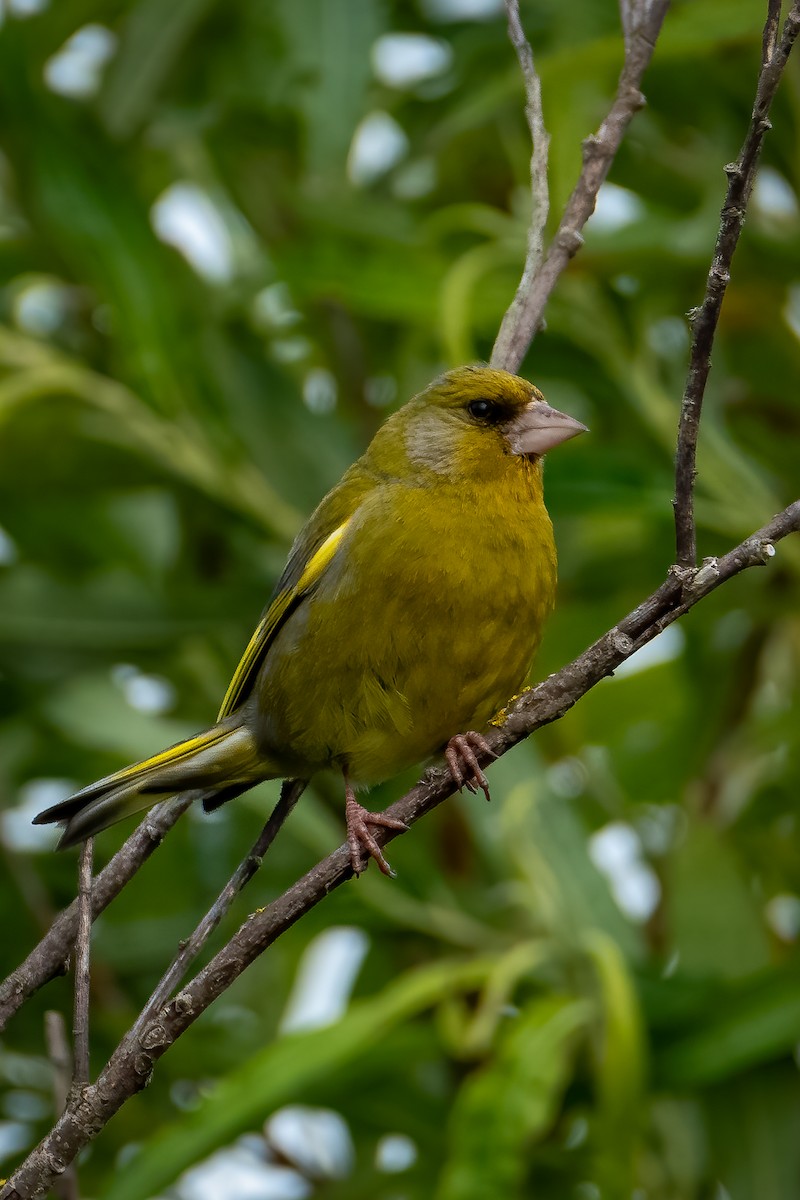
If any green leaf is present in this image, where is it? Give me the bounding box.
[101,0,218,139]
[705,1065,800,1200]
[655,967,800,1088]
[501,783,644,961]
[583,929,647,1193]
[436,995,590,1200]
[100,956,496,1200]
[667,819,771,981]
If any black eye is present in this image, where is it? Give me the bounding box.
[467,399,496,422]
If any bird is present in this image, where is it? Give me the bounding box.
[34,365,586,876]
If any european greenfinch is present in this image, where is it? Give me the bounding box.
[35,366,586,875]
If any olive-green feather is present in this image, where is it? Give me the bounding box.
[34,365,572,850]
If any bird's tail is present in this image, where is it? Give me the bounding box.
[33,719,263,848]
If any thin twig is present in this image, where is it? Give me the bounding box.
[71,839,93,1087]
[133,779,306,1023]
[43,1012,79,1200]
[673,0,800,566]
[44,1011,72,1116]
[0,793,193,1032]
[3,500,799,1200]
[491,0,670,372]
[618,0,635,55]
[490,0,550,369]
[763,0,783,65]
[0,781,303,1034]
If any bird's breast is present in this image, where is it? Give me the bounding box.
[254,464,557,781]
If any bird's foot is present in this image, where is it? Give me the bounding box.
[445,732,497,802]
[345,793,408,878]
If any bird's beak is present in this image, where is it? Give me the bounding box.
[505,401,588,457]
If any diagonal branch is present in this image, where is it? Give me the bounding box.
[3,500,799,1200]
[673,0,800,566]
[0,794,193,1032]
[490,0,550,370]
[130,779,305,1025]
[491,0,670,373]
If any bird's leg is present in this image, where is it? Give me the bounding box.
[445,732,497,803]
[344,771,408,878]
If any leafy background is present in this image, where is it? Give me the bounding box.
[1,0,799,1196]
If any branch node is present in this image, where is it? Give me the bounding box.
[556,228,584,255]
[755,540,777,564]
[46,1154,68,1176]
[610,629,635,655]
[133,1053,154,1079]
[724,161,743,179]
[684,556,720,599]
[139,1022,168,1051]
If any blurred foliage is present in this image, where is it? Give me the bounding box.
[1,0,799,1197]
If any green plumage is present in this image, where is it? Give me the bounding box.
[35,366,579,853]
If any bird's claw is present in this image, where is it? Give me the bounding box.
[445,732,496,803]
[345,795,408,878]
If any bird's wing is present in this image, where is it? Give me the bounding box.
[216,463,374,720]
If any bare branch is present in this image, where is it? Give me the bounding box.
[44,1012,72,1117]
[0,794,193,1032]
[0,779,303,1033]
[71,839,93,1088]
[673,0,800,566]
[43,1013,79,1200]
[491,0,670,373]
[618,0,635,54]
[762,0,783,65]
[3,500,798,1200]
[133,779,305,1024]
[490,0,550,369]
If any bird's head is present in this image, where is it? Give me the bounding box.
[372,365,587,481]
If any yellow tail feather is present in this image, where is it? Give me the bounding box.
[34,721,263,847]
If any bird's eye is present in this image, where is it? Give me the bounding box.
[467,399,496,421]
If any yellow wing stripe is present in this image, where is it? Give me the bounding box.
[217,519,351,721]
[216,606,286,721]
[296,522,349,592]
